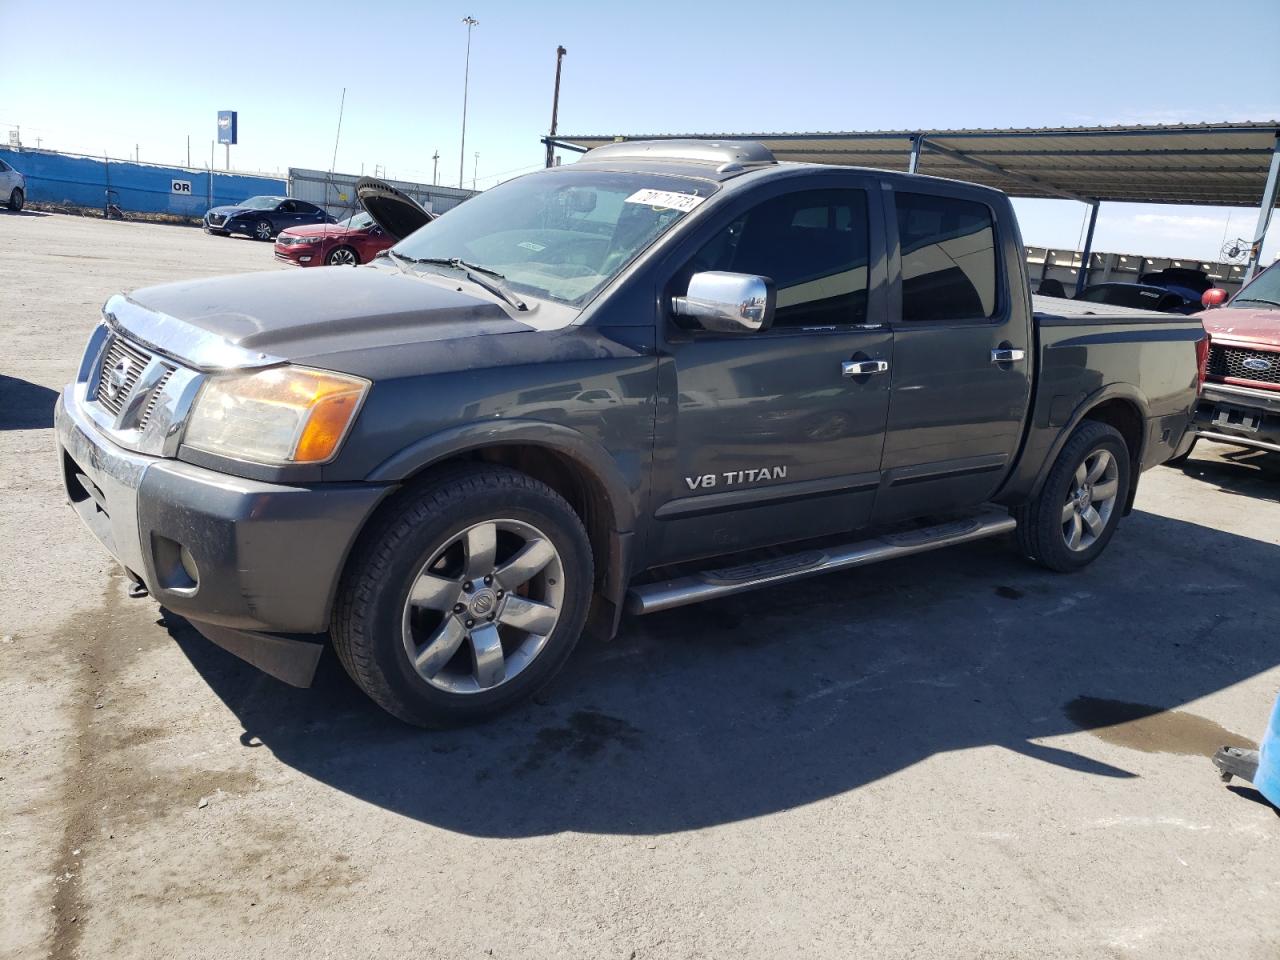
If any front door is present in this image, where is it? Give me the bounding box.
[873,186,1032,523]
[650,180,893,564]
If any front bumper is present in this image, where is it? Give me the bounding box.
[1193,382,1280,454]
[273,241,323,266]
[55,389,389,684]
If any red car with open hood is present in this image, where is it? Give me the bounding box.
[274,180,437,267]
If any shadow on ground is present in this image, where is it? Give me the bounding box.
[0,375,58,430]
[1177,443,1280,504]
[165,502,1280,838]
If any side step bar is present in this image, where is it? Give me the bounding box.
[626,508,1017,615]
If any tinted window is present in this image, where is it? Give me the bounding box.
[687,188,870,328]
[0,160,10,172]
[293,200,318,214]
[278,200,297,212]
[895,193,997,322]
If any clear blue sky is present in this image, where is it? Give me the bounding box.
[2,0,1278,260]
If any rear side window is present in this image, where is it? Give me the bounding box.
[895,192,998,322]
[688,188,871,328]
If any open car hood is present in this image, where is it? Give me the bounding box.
[356,177,435,241]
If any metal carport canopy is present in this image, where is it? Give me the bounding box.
[549,122,1280,284]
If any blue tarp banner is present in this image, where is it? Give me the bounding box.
[0,148,285,217]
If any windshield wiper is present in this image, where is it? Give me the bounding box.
[1232,297,1280,309]
[410,257,527,311]
[382,249,415,276]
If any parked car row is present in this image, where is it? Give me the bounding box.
[205,178,438,267]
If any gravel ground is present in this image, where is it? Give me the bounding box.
[2,211,1278,960]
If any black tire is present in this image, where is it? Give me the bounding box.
[1013,420,1131,573]
[325,245,359,266]
[7,188,23,212]
[253,219,273,241]
[332,464,594,727]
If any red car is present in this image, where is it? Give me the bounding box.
[274,211,393,267]
[274,180,438,267]
[1174,260,1280,459]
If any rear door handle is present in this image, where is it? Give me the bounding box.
[991,348,1025,364]
[842,359,889,377]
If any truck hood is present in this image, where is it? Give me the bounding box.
[1201,305,1280,348]
[114,265,533,371]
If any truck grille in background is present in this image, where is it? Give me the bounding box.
[1208,344,1280,387]
[94,336,153,414]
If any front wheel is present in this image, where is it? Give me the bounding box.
[332,465,594,727]
[254,219,273,241]
[1014,420,1131,572]
[7,188,23,211]
[326,245,359,266]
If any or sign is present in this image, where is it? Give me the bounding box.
[171,179,193,195]
[217,110,238,146]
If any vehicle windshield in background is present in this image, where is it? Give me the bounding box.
[238,196,280,210]
[391,169,718,306]
[1234,264,1280,308]
[339,211,373,230]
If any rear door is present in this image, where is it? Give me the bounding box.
[872,186,1032,523]
[649,175,894,563]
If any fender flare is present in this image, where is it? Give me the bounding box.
[1029,382,1151,506]
[363,418,637,535]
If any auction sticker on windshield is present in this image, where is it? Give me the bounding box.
[624,189,706,212]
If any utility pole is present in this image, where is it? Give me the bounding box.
[432,150,440,186]
[459,16,478,188]
[187,135,190,168]
[473,152,479,191]
[546,45,567,168]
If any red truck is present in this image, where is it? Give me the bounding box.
[1181,259,1280,458]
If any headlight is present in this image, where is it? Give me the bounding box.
[295,236,324,244]
[184,366,369,465]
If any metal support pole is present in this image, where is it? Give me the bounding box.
[1243,134,1280,283]
[459,16,478,189]
[546,45,567,168]
[1076,201,1100,295]
[907,134,922,174]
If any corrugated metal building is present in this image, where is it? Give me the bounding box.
[288,168,475,219]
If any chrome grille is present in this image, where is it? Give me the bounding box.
[139,368,175,427]
[94,336,153,414]
[1208,344,1280,387]
[207,213,226,226]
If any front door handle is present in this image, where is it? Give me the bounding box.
[842,359,889,377]
[991,348,1026,364]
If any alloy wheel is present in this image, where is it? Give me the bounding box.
[255,221,271,240]
[328,247,357,266]
[401,519,565,694]
[1061,448,1120,552]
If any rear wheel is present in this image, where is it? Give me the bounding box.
[7,188,23,211]
[332,465,593,727]
[254,219,272,241]
[1014,420,1131,572]
[326,245,359,266]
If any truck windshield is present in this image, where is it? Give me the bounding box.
[391,169,717,307]
[1234,264,1280,309]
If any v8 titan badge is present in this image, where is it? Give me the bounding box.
[685,465,787,490]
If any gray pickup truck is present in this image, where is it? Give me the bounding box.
[55,140,1204,726]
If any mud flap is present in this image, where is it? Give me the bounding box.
[190,621,325,688]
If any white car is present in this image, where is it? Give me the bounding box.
[0,158,25,211]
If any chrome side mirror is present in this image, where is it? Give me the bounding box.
[672,271,775,334]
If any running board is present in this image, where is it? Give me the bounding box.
[626,508,1017,615]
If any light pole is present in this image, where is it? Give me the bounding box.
[459,15,478,189]
[432,150,440,186]
[473,152,480,191]
[546,45,567,168]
